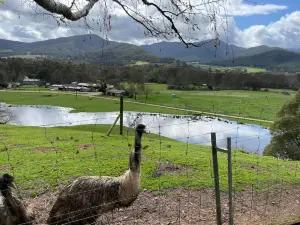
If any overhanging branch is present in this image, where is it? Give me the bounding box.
[33,0,99,21]
[140,0,207,47]
[31,0,224,47]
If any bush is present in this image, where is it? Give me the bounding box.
[167,84,201,91]
[281,91,290,96]
[207,85,213,90]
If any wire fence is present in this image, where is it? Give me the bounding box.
[1,98,300,225]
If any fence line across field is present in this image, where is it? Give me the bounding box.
[1,95,300,225]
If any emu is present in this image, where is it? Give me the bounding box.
[47,124,146,225]
[0,173,34,225]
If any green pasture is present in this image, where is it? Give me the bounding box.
[0,86,294,125]
[1,124,300,198]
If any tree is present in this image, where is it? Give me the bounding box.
[30,0,225,47]
[137,83,152,99]
[7,58,24,82]
[264,90,300,160]
[143,85,152,99]
[127,83,138,99]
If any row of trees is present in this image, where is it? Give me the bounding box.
[2,58,300,91]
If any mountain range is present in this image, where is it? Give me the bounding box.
[0,34,174,65]
[1,34,300,71]
[141,41,281,62]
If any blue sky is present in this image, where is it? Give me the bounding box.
[235,0,298,29]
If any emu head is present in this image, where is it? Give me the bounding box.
[130,124,146,171]
[0,173,16,197]
[135,124,146,148]
[136,124,146,137]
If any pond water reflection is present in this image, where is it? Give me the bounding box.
[2,103,271,155]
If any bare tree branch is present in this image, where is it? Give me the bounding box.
[33,0,99,21]
[31,0,226,47]
[140,0,203,47]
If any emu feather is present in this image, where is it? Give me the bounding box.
[0,174,34,225]
[47,124,146,225]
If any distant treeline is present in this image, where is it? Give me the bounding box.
[0,58,300,91]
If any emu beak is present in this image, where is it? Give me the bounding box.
[9,182,16,189]
[143,128,149,134]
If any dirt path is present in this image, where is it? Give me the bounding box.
[2,90,274,124]
[28,186,300,225]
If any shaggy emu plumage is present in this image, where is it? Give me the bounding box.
[47,124,146,225]
[0,173,34,225]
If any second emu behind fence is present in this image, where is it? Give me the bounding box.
[0,174,34,225]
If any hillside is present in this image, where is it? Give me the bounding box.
[1,35,298,69]
[141,40,281,62]
[141,40,242,62]
[0,34,174,65]
[71,43,174,65]
[208,49,300,71]
[240,45,281,57]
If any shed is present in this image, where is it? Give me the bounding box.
[22,76,40,85]
[106,88,125,97]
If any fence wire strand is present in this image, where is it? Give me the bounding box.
[1,106,300,225]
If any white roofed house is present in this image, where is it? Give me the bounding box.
[106,88,125,97]
[22,76,41,85]
[77,83,95,92]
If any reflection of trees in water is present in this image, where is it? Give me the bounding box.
[0,107,13,124]
[126,112,143,129]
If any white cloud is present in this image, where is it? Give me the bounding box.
[234,11,300,48]
[226,0,287,16]
[0,0,297,49]
[0,27,12,40]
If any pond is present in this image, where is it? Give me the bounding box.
[2,103,271,155]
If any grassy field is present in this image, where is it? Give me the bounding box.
[0,86,294,125]
[0,88,298,224]
[134,83,294,122]
[187,62,267,73]
[128,61,150,66]
[0,91,184,114]
[13,85,47,91]
[1,124,300,198]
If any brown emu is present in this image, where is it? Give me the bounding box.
[0,173,34,225]
[47,124,146,225]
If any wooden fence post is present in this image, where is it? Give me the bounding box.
[227,137,233,225]
[211,132,222,225]
[120,95,123,135]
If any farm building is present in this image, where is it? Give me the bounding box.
[106,88,125,97]
[50,82,107,92]
[77,83,99,92]
[51,84,64,90]
[22,76,40,85]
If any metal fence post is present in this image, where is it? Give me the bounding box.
[227,137,233,225]
[120,95,123,135]
[211,132,222,225]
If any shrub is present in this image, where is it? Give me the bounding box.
[281,91,290,96]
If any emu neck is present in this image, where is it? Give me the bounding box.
[4,195,32,224]
[134,130,142,149]
[129,130,143,171]
[0,186,11,198]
